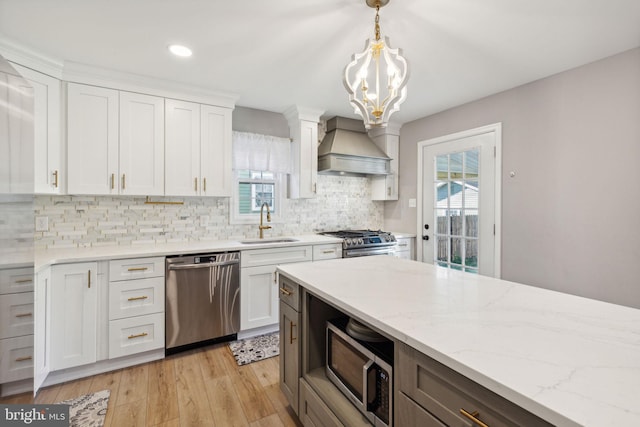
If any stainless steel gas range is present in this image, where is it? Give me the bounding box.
[319,229,397,258]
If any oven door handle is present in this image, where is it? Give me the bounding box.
[346,247,396,257]
[167,259,239,270]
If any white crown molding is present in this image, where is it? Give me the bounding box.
[0,37,64,78]
[368,120,403,137]
[283,105,325,124]
[62,60,239,108]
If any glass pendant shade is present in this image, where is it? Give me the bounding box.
[343,35,409,128]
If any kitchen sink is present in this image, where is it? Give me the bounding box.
[240,238,299,245]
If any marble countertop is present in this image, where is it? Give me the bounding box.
[277,256,640,427]
[32,234,341,271]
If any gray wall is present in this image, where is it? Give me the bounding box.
[232,106,290,137]
[390,47,640,308]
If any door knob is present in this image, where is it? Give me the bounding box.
[422,235,429,241]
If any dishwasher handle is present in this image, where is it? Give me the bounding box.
[167,259,239,270]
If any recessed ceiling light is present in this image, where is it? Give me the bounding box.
[168,44,192,58]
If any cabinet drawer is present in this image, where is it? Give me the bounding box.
[108,277,164,320]
[241,246,312,268]
[0,292,34,339]
[278,275,300,310]
[299,378,344,427]
[108,313,164,359]
[109,257,164,281]
[0,335,34,383]
[398,343,552,427]
[397,392,446,427]
[0,267,34,295]
[312,244,342,261]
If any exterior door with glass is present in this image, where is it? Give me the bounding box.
[418,124,501,277]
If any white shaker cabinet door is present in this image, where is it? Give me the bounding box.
[67,83,119,195]
[165,99,200,196]
[240,265,279,331]
[11,63,62,195]
[119,91,165,195]
[201,104,232,197]
[50,262,98,371]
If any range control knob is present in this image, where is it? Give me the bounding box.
[345,238,352,246]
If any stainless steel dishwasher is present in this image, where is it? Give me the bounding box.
[165,251,240,353]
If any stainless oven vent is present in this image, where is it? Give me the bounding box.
[318,116,390,177]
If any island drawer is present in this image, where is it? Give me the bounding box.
[398,342,552,427]
[108,277,164,320]
[299,378,345,427]
[397,392,446,427]
[278,275,300,310]
[109,257,165,281]
[0,267,34,295]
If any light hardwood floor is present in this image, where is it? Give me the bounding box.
[0,342,302,427]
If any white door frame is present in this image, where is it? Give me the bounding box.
[416,123,502,277]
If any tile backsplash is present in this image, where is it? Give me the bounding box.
[34,175,384,249]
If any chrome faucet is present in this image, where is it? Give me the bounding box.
[259,202,272,239]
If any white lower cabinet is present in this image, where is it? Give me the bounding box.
[107,257,165,359]
[50,262,98,371]
[240,246,312,331]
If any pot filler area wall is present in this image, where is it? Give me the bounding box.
[33,175,383,249]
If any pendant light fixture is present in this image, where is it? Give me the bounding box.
[343,0,409,129]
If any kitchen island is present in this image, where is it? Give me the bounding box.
[276,256,640,427]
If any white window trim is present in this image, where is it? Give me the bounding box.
[229,171,288,225]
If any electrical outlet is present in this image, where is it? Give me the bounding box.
[408,198,417,208]
[200,215,209,227]
[35,216,49,232]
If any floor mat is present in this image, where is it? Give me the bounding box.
[228,331,280,366]
[57,389,110,427]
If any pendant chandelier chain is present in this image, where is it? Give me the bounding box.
[374,4,381,41]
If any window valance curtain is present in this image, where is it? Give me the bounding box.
[232,131,291,173]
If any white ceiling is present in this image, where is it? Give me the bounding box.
[1,0,639,124]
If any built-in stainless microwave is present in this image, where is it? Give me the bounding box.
[326,319,393,427]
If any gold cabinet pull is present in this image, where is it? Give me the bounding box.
[128,332,148,340]
[111,173,115,189]
[289,321,297,344]
[203,177,207,192]
[127,267,148,272]
[322,249,334,254]
[127,296,148,302]
[15,313,33,318]
[15,279,33,284]
[53,170,59,188]
[15,356,32,362]
[88,270,91,288]
[122,174,126,190]
[279,287,292,296]
[194,177,198,192]
[460,408,490,427]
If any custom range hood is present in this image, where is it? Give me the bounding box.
[318,116,390,176]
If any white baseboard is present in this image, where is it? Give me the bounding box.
[237,324,278,340]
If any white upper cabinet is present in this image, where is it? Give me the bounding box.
[119,92,165,195]
[165,99,200,196]
[11,63,62,194]
[284,107,323,199]
[67,83,119,195]
[165,99,232,197]
[67,83,165,195]
[201,104,232,197]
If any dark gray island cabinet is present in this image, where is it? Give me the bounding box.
[278,272,552,427]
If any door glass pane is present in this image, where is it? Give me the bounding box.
[465,210,478,238]
[436,237,448,263]
[436,155,448,180]
[436,209,448,234]
[432,148,481,275]
[464,149,479,178]
[451,238,463,266]
[465,239,478,268]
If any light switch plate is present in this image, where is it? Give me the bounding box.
[408,198,417,208]
[35,216,49,232]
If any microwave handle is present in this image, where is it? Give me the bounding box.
[363,359,375,407]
